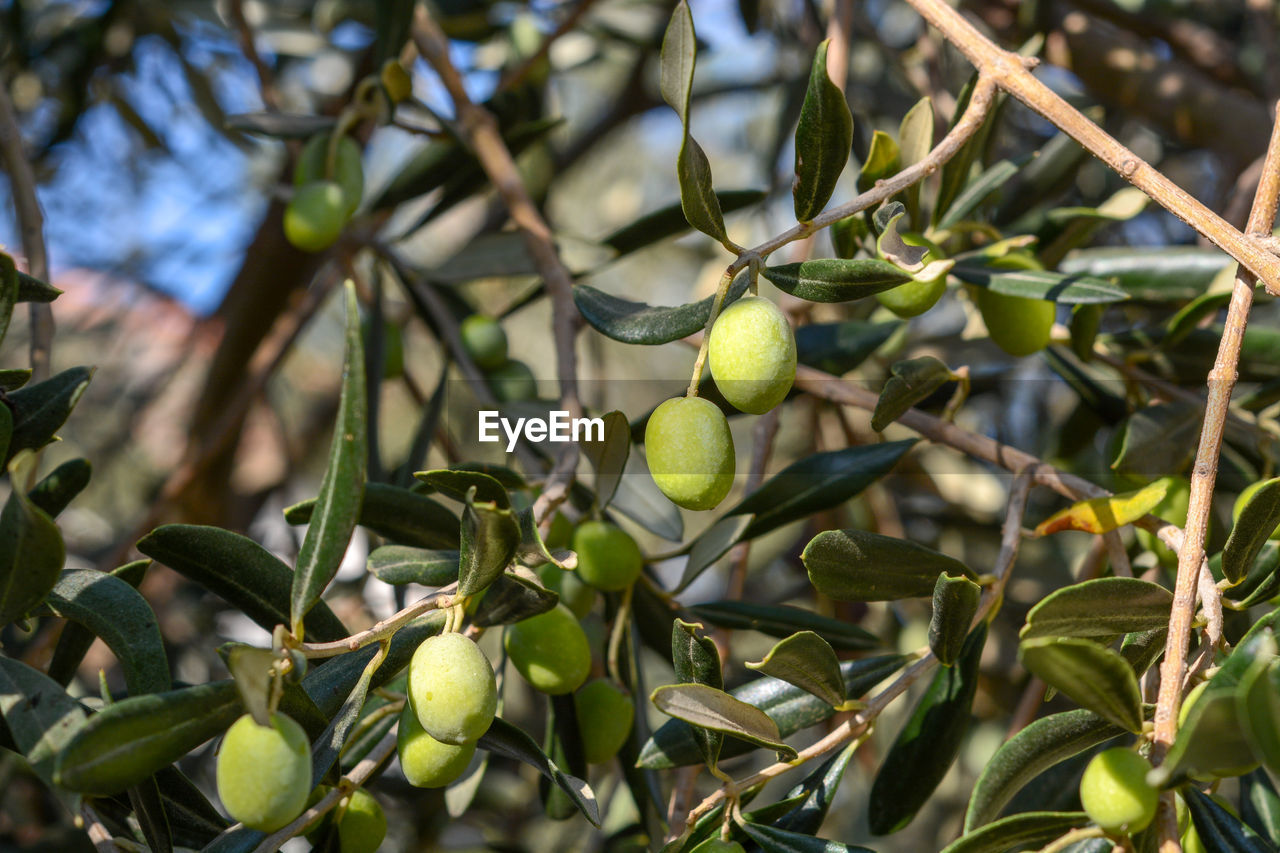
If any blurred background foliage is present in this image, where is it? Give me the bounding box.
[3,0,1280,849]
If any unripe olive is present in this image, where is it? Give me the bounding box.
[707,296,796,414]
[397,703,476,788]
[644,396,735,511]
[689,840,747,853]
[284,181,348,253]
[572,521,643,591]
[216,713,312,832]
[504,603,591,695]
[460,315,508,370]
[1078,748,1157,834]
[573,679,635,764]
[305,786,386,853]
[975,288,1055,357]
[536,562,595,619]
[876,276,947,318]
[407,632,497,745]
[489,360,537,402]
[295,134,364,218]
[1233,479,1280,540]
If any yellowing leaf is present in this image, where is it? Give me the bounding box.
[1035,480,1169,536]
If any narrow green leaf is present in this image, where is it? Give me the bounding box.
[415,467,509,507]
[290,282,367,635]
[857,130,900,194]
[284,482,460,549]
[137,524,348,641]
[795,321,900,376]
[1020,578,1173,640]
[964,709,1127,830]
[763,259,913,303]
[1241,769,1280,848]
[46,568,170,696]
[673,619,723,766]
[0,252,20,346]
[930,573,981,665]
[603,191,765,256]
[1018,637,1143,732]
[739,821,875,852]
[478,717,600,825]
[0,451,66,626]
[28,457,91,518]
[1185,787,1275,853]
[745,631,846,708]
[458,487,520,597]
[310,645,381,783]
[951,263,1128,304]
[0,657,87,787]
[804,528,973,602]
[127,775,174,853]
[367,545,459,586]
[651,683,797,759]
[934,75,999,222]
[1058,246,1229,302]
[936,159,1022,230]
[224,645,276,727]
[871,356,953,432]
[580,410,630,509]
[55,681,242,795]
[771,741,859,835]
[1225,478,1280,585]
[0,368,29,390]
[793,40,853,222]
[659,1,696,121]
[15,269,62,303]
[897,96,934,226]
[611,455,685,542]
[48,559,149,687]
[942,811,1091,853]
[6,366,93,459]
[677,136,729,244]
[573,278,750,345]
[676,513,755,592]
[472,573,558,627]
[1239,659,1280,775]
[687,601,879,651]
[1071,303,1104,362]
[869,623,986,834]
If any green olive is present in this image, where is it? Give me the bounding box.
[460,315,509,370]
[708,296,796,414]
[1078,748,1157,834]
[407,632,497,745]
[284,181,348,253]
[572,521,643,591]
[397,703,476,788]
[216,713,312,832]
[975,288,1055,356]
[295,134,364,217]
[876,276,946,318]
[644,396,736,511]
[689,840,747,853]
[536,562,595,619]
[504,603,591,695]
[489,360,538,402]
[305,786,386,853]
[1233,478,1280,540]
[573,679,635,764]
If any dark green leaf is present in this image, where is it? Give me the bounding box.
[942,811,1090,853]
[0,452,66,626]
[1165,290,1231,349]
[795,321,900,376]
[48,559,149,687]
[473,572,559,627]
[6,366,93,459]
[687,601,878,651]
[651,683,797,759]
[611,458,685,541]
[676,136,729,244]
[771,741,859,835]
[285,481,460,549]
[871,357,953,432]
[1239,659,1280,776]
[1058,247,1229,302]
[603,191,765,256]
[1070,303,1104,362]
[16,270,62,303]
[46,568,170,696]
[659,0,696,121]
[745,631,846,708]
[291,282,367,636]
[763,259,912,303]
[857,130,899,194]
[964,709,1127,830]
[367,545,459,586]
[934,75,1000,222]
[0,657,87,787]
[1185,786,1276,853]
[0,253,20,346]
[1018,637,1143,732]
[127,775,173,853]
[673,618,723,766]
[225,111,335,138]
[1225,479,1280,586]
[580,410,630,508]
[302,612,443,718]
[1111,403,1201,481]
[793,40,853,221]
[930,573,981,665]
[415,468,509,508]
[869,624,986,834]
[936,159,1022,229]
[676,513,755,592]
[804,528,973,602]
[573,278,749,345]
[1241,769,1280,848]
[137,524,348,642]
[951,263,1127,304]
[310,644,381,783]
[739,821,875,852]
[478,717,600,825]
[28,457,91,518]
[458,487,520,597]
[1020,578,1173,640]
[0,368,31,390]
[224,645,276,727]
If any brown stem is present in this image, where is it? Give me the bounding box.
[299,583,456,658]
[227,0,280,111]
[498,0,602,92]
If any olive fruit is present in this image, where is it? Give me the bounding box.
[707,296,796,414]
[504,603,591,695]
[1078,748,1157,833]
[295,134,364,217]
[397,703,476,788]
[305,786,386,853]
[689,840,747,853]
[407,632,497,745]
[284,181,348,253]
[876,276,946,318]
[460,315,508,370]
[216,713,312,832]
[489,360,537,402]
[572,521,643,591]
[574,679,635,764]
[644,396,735,511]
[975,288,1055,356]
[1233,478,1280,540]
[536,562,594,619]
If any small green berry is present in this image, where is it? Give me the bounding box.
[536,562,595,619]
[489,359,537,402]
[975,288,1055,356]
[574,679,635,764]
[407,632,497,745]
[504,603,591,695]
[460,315,509,370]
[295,134,364,217]
[397,703,476,788]
[572,521,643,591]
[284,181,348,252]
[1079,748,1157,834]
[644,396,735,511]
[707,296,796,414]
[216,713,312,832]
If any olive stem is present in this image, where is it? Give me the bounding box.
[80,803,121,853]
[1036,826,1107,853]
[606,583,634,685]
[687,270,737,398]
[298,584,456,658]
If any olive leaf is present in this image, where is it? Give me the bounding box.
[857,130,900,194]
[672,619,723,767]
[1020,578,1173,640]
[763,258,912,303]
[0,657,87,789]
[793,39,853,222]
[871,356,955,432]
[650,683,797,760]
[1034,480,1169,536]
[930,573,981,665]
[458,486,520,597]
[1225,478,1280,586]
[0,451,66,627]
[1018,637,1143,733]
[804,528,974,601]
[367,546,459,586]
[285,482,460,549]
[572,277,749,346]
[744,631,848,709]
[687,601,878,651]
[942,812,1091,853]
[579,410,629,509]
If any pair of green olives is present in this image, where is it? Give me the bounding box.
[399,632,497,788]
[284,133,364,253]
[460,314,537,402]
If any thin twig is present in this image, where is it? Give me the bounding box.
[499,0,602,92]
[298,583,455,658]
[1153,99,1280,781]
[81,804,121,853]
[226,0,280,111]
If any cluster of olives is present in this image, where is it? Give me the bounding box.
[284,132,364,253]
[646,296,796,511]
[460,314,537,403]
